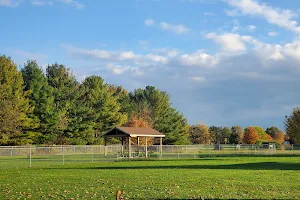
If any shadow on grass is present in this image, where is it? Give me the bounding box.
[130,198,216,200]
[49,162,300,170]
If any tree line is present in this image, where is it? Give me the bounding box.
[0,55,299,145]
[189,125,286,145]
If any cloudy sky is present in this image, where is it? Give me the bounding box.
[1,0,300,130]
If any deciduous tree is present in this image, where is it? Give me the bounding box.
[266,126,281,138]
[0,56,34,145]
[244,127,259,144]
[273,131,284,144]
[284,108,300,144]
[190,124,211,144]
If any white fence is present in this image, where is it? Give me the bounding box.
[0,144,299,167]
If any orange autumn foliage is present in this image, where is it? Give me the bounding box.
[265,134,273,142]
[274,131,285,144]
[244,127,259,144]
[125,114,153,145]
[126,115,151,128]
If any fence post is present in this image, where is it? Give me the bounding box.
[62,147,64,165]
[292,144,294,154]
[92,146,94,163]
[73,145,76,154]
[29,147,32,168]
[177,145,179,159]
[11,146,13,156]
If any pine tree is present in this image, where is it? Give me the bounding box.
[129,86,190,144]
[21,60,59,144]
[46,63,81,144]
[155,108,190,145]
[230,126,244,144]
[81,76,127,139]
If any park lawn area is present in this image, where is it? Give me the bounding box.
[1,156,300,199]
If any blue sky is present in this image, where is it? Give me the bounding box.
[1,0,300,130]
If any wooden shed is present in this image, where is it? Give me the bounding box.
[102,127,165,158]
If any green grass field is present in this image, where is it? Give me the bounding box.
[1,156,300,199]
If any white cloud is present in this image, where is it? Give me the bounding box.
[189,76,206,82]
[206,32,247,52]
[231,26,239,32]
[62,36,300,81]
[283,40,300,62]
[226,0,300,33]
[58,0,83,9]
[180,50,218,67]
[152,48,180,57]
[268,31,278,36]
[145,19,190,35]
[61,44,169,64]
[144,54,169,64]
[159,22,190,34]
[145,19,155,26]
[29,0,83,8]
[206,32,265,53]
[231,24,256,33]
[31,0,52,6]
[247,25,256,32]
[204,12,215,16]
[0,0,23,7]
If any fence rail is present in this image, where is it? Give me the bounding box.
[0,144,299,167]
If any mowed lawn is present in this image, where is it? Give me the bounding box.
[1,156,300,199]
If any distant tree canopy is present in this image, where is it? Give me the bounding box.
[189,124,211,144]
[285,108,300,144]
[244,127,259,144]
[265,126,281,138]
[230,126,244,144]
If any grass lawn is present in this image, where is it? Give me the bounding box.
[1,156,300,199]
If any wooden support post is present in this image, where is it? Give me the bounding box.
[128,137,132,158]
[137,136,140,156]
[145,137,148,158]
[104,137,107,157]
[160,137,163,158]
[121,137,124,155]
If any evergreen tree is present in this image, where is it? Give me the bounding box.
[155,108,190,145]
[81,76,127,139]
[230,126,244,144]
[108,85,133,116]
[284,108,300,144]
[21,60,59,144]
[46,63,83,144]
[129,86,190,144]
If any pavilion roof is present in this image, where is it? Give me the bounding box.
[102,127,165,138]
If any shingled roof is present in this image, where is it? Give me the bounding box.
[103,127,165,137]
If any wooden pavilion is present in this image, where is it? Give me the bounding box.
[102,127,165,158]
